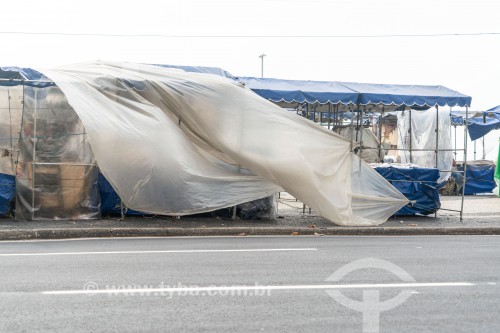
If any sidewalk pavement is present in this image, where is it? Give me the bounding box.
[0,194,499,240]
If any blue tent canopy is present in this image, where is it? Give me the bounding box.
[338,81,471,108]
[238,77,359,105]
[239,77,472,110]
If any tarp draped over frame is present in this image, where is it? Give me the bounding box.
[397,108,453,183]
[38,61,408,226]
[373,164,441,216]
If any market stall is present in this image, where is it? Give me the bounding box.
[239,76,472,217]
[0,62,409,225]
[449,107,499,195]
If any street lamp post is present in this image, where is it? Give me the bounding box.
[258,54,266,78]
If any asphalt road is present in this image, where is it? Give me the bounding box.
[0,236,499,332]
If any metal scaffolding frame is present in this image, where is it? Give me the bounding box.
[1,78,99,220]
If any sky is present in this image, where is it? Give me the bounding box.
[1,0,499,113]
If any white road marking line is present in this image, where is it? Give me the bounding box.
[42,282,475,295]
[0,248,317,257]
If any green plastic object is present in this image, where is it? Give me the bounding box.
[495,137,500,197]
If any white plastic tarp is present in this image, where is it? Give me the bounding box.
[397,108,453,183]
[39,62,408,226]
[336,127,385,163]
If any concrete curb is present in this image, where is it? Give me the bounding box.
[1,226,500,240]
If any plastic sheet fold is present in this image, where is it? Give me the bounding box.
[335,127,385,163]
[38,61,408,226]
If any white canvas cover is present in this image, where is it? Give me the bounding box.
[38,61,408,226]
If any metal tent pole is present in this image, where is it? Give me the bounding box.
[120,199,125,220]
[409,109,413,163]
[7,89,13,171]
[355,105,360,142]
[349,105,355,152]
[471,112,476,159]
[482,112,486,159]
[359,105,364,166]
[336,105,340,127]
[31,89,38,220]
[460,106,469,220]
[335,105,338,127]
[454,125,457,162]
[481,136,486,160]
[482,137,485,160]
[435,106,439,169]
[378,107,383,162]
[435,106,439,218]
[328,104,332,129]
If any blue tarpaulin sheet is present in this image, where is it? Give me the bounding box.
[458,161,496,195]
[450,106,500,140]
[467,114,500,141]
[373,165,441,215]
[0,173,15,216]
[98,174,144,216]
